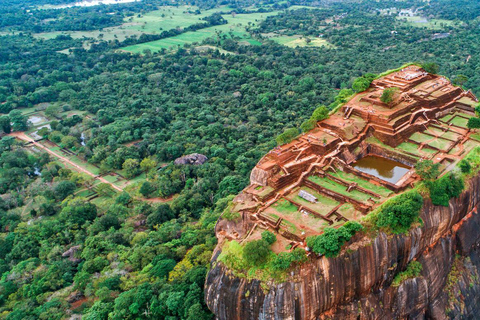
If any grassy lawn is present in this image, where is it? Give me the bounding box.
[441,130,461,141]
[328,171,392,198]
[267,202,330,234]
[397,142,422,156]
[102,174,119,183]
[308,176,372,202]
[440,114,454,123]
[425,126,445,136]
[420,146,437,155]
[121,10,282,53]
[463,140,480,153]
[450,116,469,128]
[470,132,480,141]
[272,199,298,215]
[410,132,433,144]
[286,187,339,215]
[67,155,101,176]
[427,137,452,151]
[337,203,357,220]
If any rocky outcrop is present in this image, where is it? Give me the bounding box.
[205,175,480,319]
[174,153,208,165]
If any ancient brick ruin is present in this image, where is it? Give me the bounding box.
[219,66,479,252]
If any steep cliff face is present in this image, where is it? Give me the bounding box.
[205,176,480,319]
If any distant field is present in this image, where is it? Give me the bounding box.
[269,35,333,48]
[121,10,281,53]
[124,6,228,33]
[396,16,458,30]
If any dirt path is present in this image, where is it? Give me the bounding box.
[9,132,123,192]
[145,195,176,203]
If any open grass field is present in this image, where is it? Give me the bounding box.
[396,16,458,30]
[269,35,334,48]
[121,10,281,53]
[124,6,228,33]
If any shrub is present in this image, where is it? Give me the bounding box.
[459,159,471,174]
[467,117,480,130]
[352,77,371,93]
[428,173,464,207]
[375,190,423,233]
[300,118,316,133]
[421,62,439,74]
[392,261,423,286]
[380,87,398,104]
[311,105,329,121]
[261,230,276,245]
[306,221,363,257]
[415,160,440,180]
[243,239,271,266]
[271,248,307,271]
[276,128,299,146]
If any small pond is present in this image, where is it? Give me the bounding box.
[353,155,411,184]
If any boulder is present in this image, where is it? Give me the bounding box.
[174,153,208,166]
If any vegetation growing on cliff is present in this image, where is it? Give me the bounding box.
[218,231,307,282]
[372,190,423,234]
[392,260,423,286]
[306,221,363,257]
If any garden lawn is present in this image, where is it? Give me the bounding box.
[307,176,371,202]
[328,171,392,198]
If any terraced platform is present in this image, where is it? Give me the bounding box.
[219,66,479,252]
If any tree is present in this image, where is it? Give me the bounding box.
[96,183,115,197]
[421,62,439,74]
[453,74,468,86]
[276,128,299,146]
[311,105,329,121]
[140,157,157,174]
[115,192,131,205]
[261,230,276,245]
[459,159,471,174]
[300,118,316,132]
[139,181,156,198]
[243,239,271,266]
[60,135,77,149]
[415,160,440,180]
[0,116,11,134]
[467,117,480,130]
[8,110,28,131]
[428,173,464,206]
[352,77,371,93]
[306,221,362,257]
[45,104,61,118]
[122,158,140,179]
[146,204,174,229]
[380,87,398,104]
[53,180,76,200]
[375,190,423,233]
